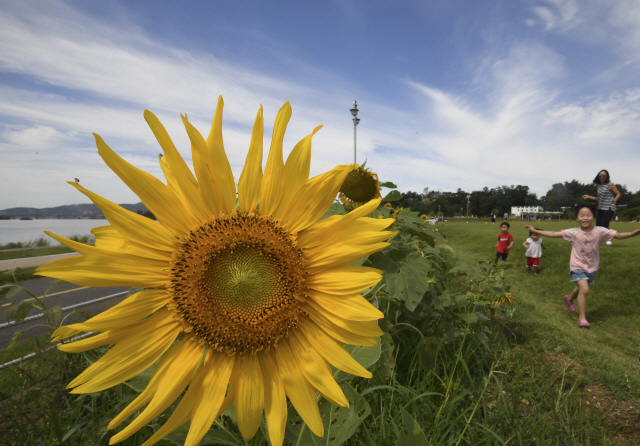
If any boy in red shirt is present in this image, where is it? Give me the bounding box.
[493,222,514,268]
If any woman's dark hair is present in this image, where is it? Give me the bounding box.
[575,203,595,217]
[593,169,610,184]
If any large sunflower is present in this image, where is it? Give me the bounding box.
[338,167,382,208]
[37,97,394,446]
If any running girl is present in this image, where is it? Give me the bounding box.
[525,204,640,328]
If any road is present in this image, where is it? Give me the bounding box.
[0,277,130,349]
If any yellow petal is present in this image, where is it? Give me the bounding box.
[91,226,173,261]
[305,300,384,337]
[275,338,324,437]
[204,96,237,214]
[108,338,187,429]
[272,125,322,219]
[186,352,235,446]
[36,255,166,288]
[71,323,180,394]
[298,198,383,248]
[236,354,264,440]
[259,102,291,216]
[305,242,390,274]
[289,330,348,407]
[144,109,209,223]
[238,106,264,213]
[281,164,354,233]
[94,133,196,235]
[52,289,169,341]
[258,352,287,446]
[306,265,382,295]
[44,231,168,270]
[109,339,204,444]
[307,290,383,321]
[181,113,229,215]
[298,318,371,378]
[304,307,378,347]
[67,181,176,250]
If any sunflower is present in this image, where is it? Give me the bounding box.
[37,97,395,446]
[338,167,381,208]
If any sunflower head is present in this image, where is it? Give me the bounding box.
[38,97,395,446]
[338,167,381,208]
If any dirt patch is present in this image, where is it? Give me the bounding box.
[581,383,640,446]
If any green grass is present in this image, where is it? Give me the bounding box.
[0,267,39,285]
[0,246,73,261]
[440,220,640,401]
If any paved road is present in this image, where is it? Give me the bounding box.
[0,277,130,349]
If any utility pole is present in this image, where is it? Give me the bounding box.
[350,100,360,164]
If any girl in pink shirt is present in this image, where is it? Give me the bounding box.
[525,204,640,328]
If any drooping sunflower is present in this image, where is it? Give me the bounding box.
[338,167,381,208]
[37,97,395,446]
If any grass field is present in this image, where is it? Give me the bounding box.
[440,220,640,400]
[0,246,73,261]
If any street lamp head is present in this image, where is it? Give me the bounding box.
[350,100,359,117]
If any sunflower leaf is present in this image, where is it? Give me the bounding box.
[285,383,371,446]
[0,284,23,305]
[378,181,397,188]
[382,190,402,202]
[5,299,37,324]
[395,406,429,446]
[368,251,431,311]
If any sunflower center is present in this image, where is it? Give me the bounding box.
[339,169,379,204]
[168,211,306,355]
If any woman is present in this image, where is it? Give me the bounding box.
[582,169,621,245]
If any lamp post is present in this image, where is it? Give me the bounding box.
[466,195,470,223]
[350,100,360,164]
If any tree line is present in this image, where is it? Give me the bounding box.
[395,181,640,221]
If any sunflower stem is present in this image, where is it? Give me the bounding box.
[295,421,307,446]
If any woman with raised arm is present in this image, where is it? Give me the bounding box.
[582,169,621,245]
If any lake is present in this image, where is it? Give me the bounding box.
[0,219,109,246]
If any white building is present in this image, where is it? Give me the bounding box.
[511,206,543,217]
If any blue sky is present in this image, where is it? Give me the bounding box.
[1,0,640,209]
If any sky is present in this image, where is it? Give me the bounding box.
[1,0,640,210]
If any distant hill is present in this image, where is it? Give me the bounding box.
[0,202,148,219]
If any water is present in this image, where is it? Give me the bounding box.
[0,219,109,246]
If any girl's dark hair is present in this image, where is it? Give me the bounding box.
[575,203,595,217]
[593,169,610,184]
[500,222,510,228]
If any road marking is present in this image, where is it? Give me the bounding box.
[1,286,90,308]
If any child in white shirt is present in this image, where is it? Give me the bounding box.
[523,229,546,274]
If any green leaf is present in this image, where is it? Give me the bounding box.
[44,303,62,328]
[5,299,37,323]
[0,284,25,305]
[369,251,431,311]
[456,312,479,324]
[285,383,371,446]
[370,333,395,379]
[382,190,402,202]
[333,338,382,382]
[396,406,429,446]
[379,181,397,188]
[7,328,28,350]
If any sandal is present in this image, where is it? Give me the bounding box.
[563,295,576,312]
[577,319,590,329]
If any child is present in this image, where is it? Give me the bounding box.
[525,204,640,328]
[493,222,514,268]
[523,229,546,274]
